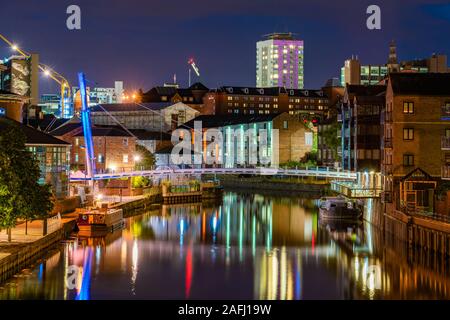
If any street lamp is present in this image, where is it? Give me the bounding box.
[11,44,18,51]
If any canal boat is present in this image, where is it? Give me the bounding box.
[318,196,362,221]
[77,206,124,236]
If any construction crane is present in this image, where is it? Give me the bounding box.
[0,33,72,118]
[188,58,200,87]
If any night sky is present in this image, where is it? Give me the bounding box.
[1,0,450,94]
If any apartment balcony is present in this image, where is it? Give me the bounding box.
[383,164,393,175]
[441,105,450,120]
[384,111,393,123]
[442,136,450,150]
[381,191,393,203]
[443,165,450,180]
[384,138,393,149]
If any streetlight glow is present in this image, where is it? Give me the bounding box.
[134,155,141,162]
[44,70,50,76]
[11,44,18,51]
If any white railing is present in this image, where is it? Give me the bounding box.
[70,167,357,181]
[46,213,62,234]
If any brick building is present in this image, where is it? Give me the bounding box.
[340,84,386,171]
[382,73,450,213]
[51,120,137,173]
[204,86,329,120]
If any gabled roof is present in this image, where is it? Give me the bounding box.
[128,129,172,140]
[189,82,209,91]
[73,127,134,137]
[0,117,70,146]
[212,86,286,96]
[179,114,281,129]
[90,102,173,112]
[49,117,82,136]
[401,167,434,181]
[390,73,450,96]
[26,114,70,132]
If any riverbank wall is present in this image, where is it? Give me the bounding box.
[384,208,450,257]
[0,229,64,283]
[218,176,329,195]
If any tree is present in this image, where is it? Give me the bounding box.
[0,123,54,241]
[134,144,155,170]
[322,123,341,162]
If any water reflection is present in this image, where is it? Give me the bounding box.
[1,192,450,300]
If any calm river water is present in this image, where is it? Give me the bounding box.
[1,191,450,300]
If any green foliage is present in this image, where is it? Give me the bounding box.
[0,124,53,231]
[135,144,155,170]
[132,176,152,188]
[322,123,341,162]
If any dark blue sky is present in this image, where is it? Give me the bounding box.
[1,0,450,94]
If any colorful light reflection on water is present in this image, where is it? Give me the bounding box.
[1,192,450,300]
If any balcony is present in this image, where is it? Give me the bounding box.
[381,191,393,203]
[442,136,450,150]
[384,138,393,149]
[383,164,393,175]
[443,165,450,180]
[441,105,450,120]
[384,111,393,123]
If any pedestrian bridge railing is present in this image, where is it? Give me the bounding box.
[70,167,357,181]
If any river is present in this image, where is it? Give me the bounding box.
[1,191,449,300]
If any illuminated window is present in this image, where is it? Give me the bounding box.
[403,102,414,114]
[123,138,128,146]
[123,154,129,163]
[75,153,79,162]
[75,138,79,146]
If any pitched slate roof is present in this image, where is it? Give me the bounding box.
[73,127,134,137]
[0,117,70,146]
[179,114,281,129]
[90,102,173,112]
[390,73,450,96]
[128,129,172,140]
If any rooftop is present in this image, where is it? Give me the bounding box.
[389,73,450,96]
[180,114,282,129]
[91,102,173,112]
[0,117,70,146]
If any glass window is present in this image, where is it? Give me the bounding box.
[123,154,129,163]
[403,154,414,166]
[403,102,414,114]
[403,128,414,140]
[283,121,288,129]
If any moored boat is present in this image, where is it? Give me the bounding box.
[319,196,362,221]
[77,206,124,236]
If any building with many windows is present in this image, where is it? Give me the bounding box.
[339,85,386,172]
[340,42,449,87]
[382,73,450,213]
[178,113,314,168]
[0,116,70,198]
[256,33,304,89]
[50,120,137,173]
[204,86,328,119]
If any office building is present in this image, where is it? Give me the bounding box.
[256,33,304,89]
